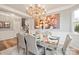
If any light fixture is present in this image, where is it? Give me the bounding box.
[26,4,46,20]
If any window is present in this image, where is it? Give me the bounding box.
[73,9,79,33]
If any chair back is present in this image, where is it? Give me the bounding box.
[25,34,38,54]
[70,34,79,48]
[17,33,26,48]
[62,35,72,54]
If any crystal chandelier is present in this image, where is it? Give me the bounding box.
[26,4,46,19]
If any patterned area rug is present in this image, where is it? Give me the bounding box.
[0,37,17,51]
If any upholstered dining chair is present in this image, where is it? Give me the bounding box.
[62,34,72,54]
[16,33,27,54]
[66,34,79,55]
[55,34,72,55]
[25,34,45,55]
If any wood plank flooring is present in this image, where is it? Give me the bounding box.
[0,37,17,51]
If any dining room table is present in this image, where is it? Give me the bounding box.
[33,33,60,54]
[23,31,69,54]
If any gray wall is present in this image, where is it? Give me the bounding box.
[0,5,79,41]
[27,7,73,33]
[59,9,72,32]
[0,12,22,40]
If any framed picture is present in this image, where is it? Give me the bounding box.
[34,14,60,29]
[0,21,3,28]
[45,14,60,29]
[4,22,10,28]
[0,21,10,28]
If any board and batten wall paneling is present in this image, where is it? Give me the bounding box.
[0,12,22,41]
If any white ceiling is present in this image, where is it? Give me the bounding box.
[0,4,76,17]
[4,4,73,12]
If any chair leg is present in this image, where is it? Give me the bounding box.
[17,37,20,53]
[62,48,65,55]
[25,48,28,55]
[24,48,28,55]
[44,47,46,55]
[17,45,20,53]
[22,48,26,55]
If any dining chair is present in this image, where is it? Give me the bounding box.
[55,34,72,55]
[25,34,45,55]
[66,34,79,55]
[62,34,72,54]
[16,33,27,54]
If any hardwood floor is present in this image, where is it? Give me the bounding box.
[0,37,17,51]
[0,37,79,55]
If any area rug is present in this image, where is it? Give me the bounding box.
[0,37,17,51]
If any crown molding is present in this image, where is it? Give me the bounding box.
[47,5,76,15]
[0,4,76,18]
[0,5,27,17]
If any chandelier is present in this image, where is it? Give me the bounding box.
[26,4,46,19]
